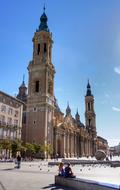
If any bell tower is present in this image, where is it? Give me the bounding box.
[17,75,27,103]
[26,7,55,157]
[85,80,97,155]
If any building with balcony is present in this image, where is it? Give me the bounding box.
[0,91,23,142]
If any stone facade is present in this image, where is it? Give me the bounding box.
[53,96,97,158]
[25,10,55,159]
[17,9,108,158]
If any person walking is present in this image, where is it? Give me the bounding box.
[17,153,21,169]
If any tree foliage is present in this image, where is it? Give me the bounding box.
[11,140,22,157]
[25,143,35,156]
[0,139,53,159]
[1,139,11,150]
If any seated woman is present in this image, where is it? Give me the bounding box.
[64,163,76,178]
[58,162,65,176]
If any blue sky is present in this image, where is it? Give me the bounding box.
[0,0,120,146]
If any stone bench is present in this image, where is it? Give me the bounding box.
[55,175,119,190]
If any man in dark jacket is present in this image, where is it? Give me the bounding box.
[17,154,21,168]
[64,163,75,178]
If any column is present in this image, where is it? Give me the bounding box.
[65,132,68,157]
[88,140,90,156]
[69,133,71,157]
[85,139,88,156]
[67,132,70,157]
[74,133,77,157]
[81,137,84,157]
[78,135,81,157]
[77,135,79,157]
[55,130,59,157]
[63,133,66,158]
[84,139,86,156]
[71,133,74,157]
[61,134,64,157]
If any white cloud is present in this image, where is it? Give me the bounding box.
[114,66,120,75]
[112,106,120,112]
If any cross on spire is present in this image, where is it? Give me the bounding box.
[43,4,45,13]
[23,74,25,82]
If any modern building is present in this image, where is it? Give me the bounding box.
[16,8,108,158]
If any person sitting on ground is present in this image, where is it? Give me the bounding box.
[58,162,65,176]
[64,163,76,178]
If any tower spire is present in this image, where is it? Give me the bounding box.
[66,102,71,116]
[37,3,49,32]
[75,108,80,122]
[77,108,79,114]
[86,79,92,96]
[22,74,25,85]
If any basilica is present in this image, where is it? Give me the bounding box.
[16,8,108,158]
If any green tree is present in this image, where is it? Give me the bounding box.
[11,140,22,157]
[0,143,3,150]
[33,143,41,154]
[1,139,12,158]
[25,143,35,156]
[42,143,53,159]
[0,143,3,153]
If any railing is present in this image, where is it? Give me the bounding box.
[0,121,18,129]
[0,135,17,140]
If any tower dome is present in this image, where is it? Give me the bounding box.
[75,109,80,122]
[17,76,27,103]
[38,6,49,32]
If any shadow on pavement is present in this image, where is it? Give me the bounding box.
[0,182,7,190]
[0,168,15,171]
[42,183,74,190]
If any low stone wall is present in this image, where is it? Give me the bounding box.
[48,160,120,167]
[55,176,119,190]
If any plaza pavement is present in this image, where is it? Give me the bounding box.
[0,161,73,190]
[0,157,120,190]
